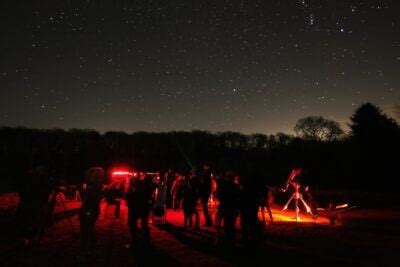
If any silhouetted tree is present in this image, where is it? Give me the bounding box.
[324,120,345,141]
[1,102,399,194]
[275,133,294,145]
[347,103,399,191]
[294,116,344,141]
[249,134,268,150]
[349,103,398,142]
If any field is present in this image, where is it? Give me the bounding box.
[0,193,399,266]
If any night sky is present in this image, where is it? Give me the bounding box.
[1,0,399,134]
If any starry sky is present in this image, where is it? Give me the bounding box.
[1,0,399,134]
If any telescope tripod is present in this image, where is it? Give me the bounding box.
[282,183,312,222]
[36,189,78,246]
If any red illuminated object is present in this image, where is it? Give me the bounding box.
[112,171,134,176]
[281,168,313,222]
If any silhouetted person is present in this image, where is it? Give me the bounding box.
[164,170,175,208]
[79,167,105,254]
[171,174,184,210]
[126,174,156,246]
[182,176,200,228]
[197,164,213,227]
[214,174,224,228]
[104,179,125,218]
[216,172,241,245]
[258,185,274,225]
[153,175,167,223]
[210,173,218,209]
[17,165,53,247]
[240,170,264,245]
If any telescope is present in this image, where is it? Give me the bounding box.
[281,168,301,192]
[281,168,313,221]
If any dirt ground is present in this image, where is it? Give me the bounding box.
[1,197,399,267]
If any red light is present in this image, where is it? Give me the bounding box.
[112,171,134,176]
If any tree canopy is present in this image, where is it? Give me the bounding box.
[294,116,344,141]
[349,102,399,142]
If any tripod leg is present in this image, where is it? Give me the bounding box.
[36,191,57,245]
[299,195,312,214]
[59,194,78,239]
[283,194,295,211]
[266,203,274,223]
[259,207,266,223]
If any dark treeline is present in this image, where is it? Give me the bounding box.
[0,103,399,192]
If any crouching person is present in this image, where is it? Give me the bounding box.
[79,167,105,255]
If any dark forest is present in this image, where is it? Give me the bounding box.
[1,102,398,194]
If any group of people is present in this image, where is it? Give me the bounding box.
[166,164,214,228]
[164,164,275,244]
[15,163,279,256]
[80,167,159,252]
[78,163,276,253]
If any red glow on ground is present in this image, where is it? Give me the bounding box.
[99,198,331,226]
[270,206,330,224]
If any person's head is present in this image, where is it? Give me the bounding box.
[144,174,154,184]
[233,175,240,185]
[138,172,146,181]
[85,167,105,188]
[202,163,210,171]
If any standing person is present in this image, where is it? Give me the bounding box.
[171,174,184,210]
[79,167,105,255]
[197,164,213,227]
[258,185,274,225]
[164,170,175,209]
[216,172,241,245]
[240,168,264,245]
[182,176,200,228]
[214,173,224,228]
[74,185,82,201]
[126,173,156,247]
[153,174,168,223]
[17,165,53,247]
